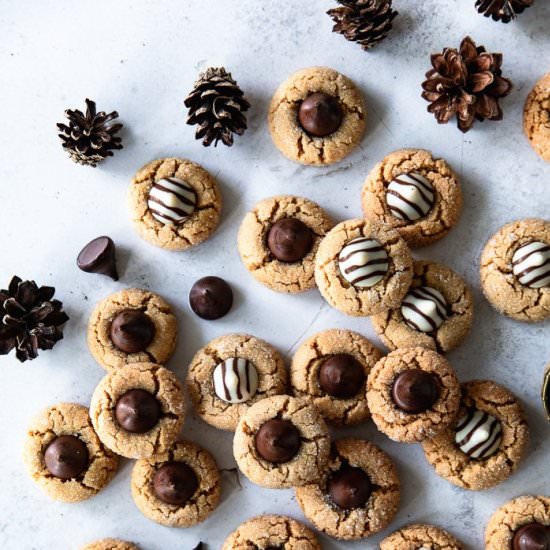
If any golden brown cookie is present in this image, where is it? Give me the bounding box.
[485,495,550,550]
[186,333,287,431]
[295,438,400,540]
[80,540,139,550]
[380,523,464,550]
[314,218,413,316]
[362,148,462,247]
[237,195,333,293]
[90,363,185,459]
[524,73,550,162]
[290,329,382,425]
[268,66,366,165]
[367,348,460,443]
[371,260,473,353]
[480,218,550,322]
[87,288,177,371]
[222,515,321,550]
[23,403,118,503]
[131,439,220,528]
[233,395,330,489]
[128,157,222,250]
[422,380,530,491]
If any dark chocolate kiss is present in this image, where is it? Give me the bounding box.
[44,435,89,480]
[254,418,301,463]
[110,309,155,353]
[153,461,199,505]
[513,523,550,550]
[267,218,313,263]
[298,92,343,137]
[77,236,118,280]
[327,466,373,510]
[115,389,161,433]
[391,369,440,414]
[318,354,365,399]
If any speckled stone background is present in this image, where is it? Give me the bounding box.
[1,1,549,549]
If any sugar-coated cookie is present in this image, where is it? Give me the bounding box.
[380,524,464,550]
[524,72,550,162]
[80,540,139,550]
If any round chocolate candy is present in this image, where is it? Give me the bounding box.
[254,418,301,463]
[77,236,119,280]
[391,369,440,414]
[298,92,343,137]
[327,466,373,510]
[189,276,233,320]
[44,435,89,480]
[110,309,155,353]
[153,461,199,506]
[513,523,550,550]
[318,354,365,399]
[267,218,313,263]
[115,389,161,433]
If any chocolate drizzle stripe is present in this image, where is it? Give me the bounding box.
[455,409,502,459]
[232,358,243,401]
[395,172,434,196]
[350,270,388,285]
[512,243,550,266]
[402,302,438,331]
[221,360,231,401]
[152,182,196,207]
[148,195,194,218]
[387,189,426,218]
[338,245,386,263]
[344,257,389,273]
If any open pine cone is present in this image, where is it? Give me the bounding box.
[57,98,123,167]
[421,36,513,133]
[327,0,398,50]
[475,0,534,22]
[0,276,69,362]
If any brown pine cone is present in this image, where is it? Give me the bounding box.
[475,0,534,22]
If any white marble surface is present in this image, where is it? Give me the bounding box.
[1,1,549,548]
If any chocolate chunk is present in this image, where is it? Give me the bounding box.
[513,523,550,550]
[327,466,373,510]
[44,435,89,480]
[391,369,440,414]
[77,236,119,280]
[298,92,343,137]
[318,354,365,399]
[110,309,155,353]
[189,276,233,320]
[115,389,161,433]
[267,218,313,263]
[153,461,199,505]
[254,418,301,463]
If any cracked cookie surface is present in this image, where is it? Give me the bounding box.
[222,514,321,550]
[186,333,287,431]
[524,73,550,162]
[128,157,222,250]
[422,380,529,491]
[81,539,139,550]
[371,261,473,353]
[295,438,400,540]
[90,363,185,459]
[315,218,413,316]
[131,439,220,528]
[380,523,464,549]
[23,402,118,503]
[268,66,366,166]
[87,288,177,371]
[290,329,382,425]
[480,218,550,322]
[233,395,330,488]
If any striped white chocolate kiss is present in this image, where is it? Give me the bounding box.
[401,286,449,333]
[386,172,435,222]
[212,357,259,404]
[338,237,389,288]
[147,177,197,225]
[455,409,502,460]
[512,241,550,289]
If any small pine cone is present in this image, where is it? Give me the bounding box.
[327,0,398,51]
[184,67,250,147]
[475,0,534,22]
[421,36,513,133]
[57,99,123,167]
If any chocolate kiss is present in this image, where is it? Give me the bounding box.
[77,236,118,280]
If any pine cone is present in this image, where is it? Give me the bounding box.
[327,0,398,51]
[421,36,513,133]
[57,99,123,167]
[0,276,69,362]
[476,0,534,22]
[184,67,250,147]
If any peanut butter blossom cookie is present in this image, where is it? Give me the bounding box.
[187,333,287,431]
[290,329,382,425]
[362,149,463,247]
[422,380,529,490]
[295,438,400,540]
[131,439,220,528]
[233,395,330,488]
[524,72,550,162]
[90,363,185,459]
[129,157,222,250]
[485,495,550,550]
[315,218,413,316]
[371,260,473,353]
[238,195,333,293]
[81,540,139,550]
[367,348,460,443]
[222,515,321,550]
[268,66,366,165]
[380,524,464,550]
[23,403,118,503]
[480,218,550,322]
